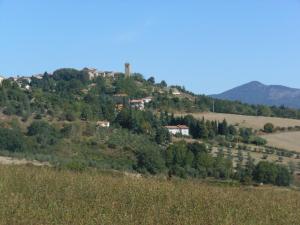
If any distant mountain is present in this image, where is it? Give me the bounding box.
[211,81,300,109]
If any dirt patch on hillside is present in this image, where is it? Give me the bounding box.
[0,156,50,166]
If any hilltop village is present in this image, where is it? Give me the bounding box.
[0,63,299,187]
[0,63,188,135]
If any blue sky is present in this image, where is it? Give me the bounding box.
[0,1,300,94]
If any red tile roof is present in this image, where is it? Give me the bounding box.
[130,99,144,103]
[165,125,189,129]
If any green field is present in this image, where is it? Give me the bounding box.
[0,165,299,225]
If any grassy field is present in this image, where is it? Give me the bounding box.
[178,112,300,130]
[262,131,300,153]
[0,165,300,225]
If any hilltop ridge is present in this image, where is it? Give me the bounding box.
[212,81,300,109]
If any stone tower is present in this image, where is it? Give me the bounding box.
[125,63,131,77]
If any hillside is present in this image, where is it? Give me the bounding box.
[0,165,299,225]
[0,68,298,187]
[212,81,300,109]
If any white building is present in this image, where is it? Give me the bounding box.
[171,88,181,95]
[83,68,99,80]
[33,74,43,79]
[96,121,110,128]
[130,99,145,110]
[165,125,189,136]
[142,97,153,104]
[129,97,153,110]
[0,76,5,85]
[83,68,115,80]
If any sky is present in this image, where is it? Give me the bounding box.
[0,0,300,94]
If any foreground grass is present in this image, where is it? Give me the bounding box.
[0,166,299,225]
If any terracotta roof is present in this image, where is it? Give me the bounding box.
[113,93,128,97]
[130,99,144,103]
[97,120,109,123]
[177,125,189,129]
[165,125,189,129]
[165,126,178,129]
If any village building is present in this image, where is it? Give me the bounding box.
[0,76,5,85]
[20,77,32,83]
[129,97,153,110]
[171,88,181,95]
[165,125,189,136]
[32,74,43,79]
[115,104,124,112]
[142,96,153,103]
[130,99,145,110]
[83,68,115,80]
[125,63,131,77]
[96,121,110,128]
[113,93,128,97]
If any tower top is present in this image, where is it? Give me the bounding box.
[125,63,131,77]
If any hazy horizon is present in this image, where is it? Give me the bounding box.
[1,0,299,94]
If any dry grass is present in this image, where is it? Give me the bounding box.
[262,131,300,153]
[178,112,300,130]
[0,165,300,225]
[0,156,50,166]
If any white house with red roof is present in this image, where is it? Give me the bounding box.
[129,97,153,110]
[165,125,189,136]
[129,99,145,110]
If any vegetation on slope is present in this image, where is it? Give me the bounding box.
[0,69,296,186]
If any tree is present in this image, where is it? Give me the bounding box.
[253,161,291,186]
[135,146,165,174]
[160,80,167,87]
[213,156,233,179]
[276,165,291,186]
[228,125,237,135]
[147,77,155,84]
[165,141,194,178]
[0,127,25,152]
[27,121,60,147]
[218,119,228,135]
[264,123,274,133]
[155,127,171,145]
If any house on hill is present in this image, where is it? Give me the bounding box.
[165,125,189,136]
[130,99,145,110]
[83,68,115,80]
[129,97,153,110]
[115,104,124,112]
[0,76,5,85]
[142,96,153,103]
[171,88,181,95]
[96,121,110,128]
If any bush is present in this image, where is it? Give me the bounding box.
[64,160,88,172]
[135,149,165,175]
[253,161,291,186]
[27,121,60,147]
[263,123,274,133]
[0,127,25,152]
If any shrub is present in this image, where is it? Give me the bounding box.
[263,123,274,133]
[27,121,60,147]
[253,161,291,186]
[0,127,25,152]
